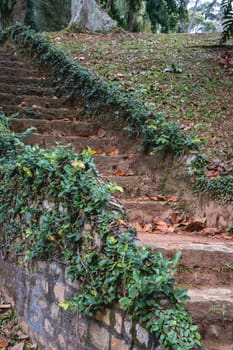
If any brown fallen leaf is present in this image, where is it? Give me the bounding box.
[18,101,29,108]
[149,195,166,201]
[201,227,220,235]
[132,222,143,231]
[94,148,103,154]
[0,341,9,348]
[184,221,206,232]
[167,196,178,202]
[142,223,153,232]
[97,128,106,138]
[107,147,119,156]
[153,219,169,232]
[111,169,127,176]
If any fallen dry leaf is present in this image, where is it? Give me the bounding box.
[142,223,153,232]
[153,219,169,232]
[94,148,103,154]
[97,128,106,138]
[132,222,143,231]
[18,101,29,108]
[107,147,119,156]
[111,169,127,176]
[184,221,206,232]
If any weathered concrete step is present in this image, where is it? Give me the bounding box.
[0,66,38,77]
[2,104,86,119]
[94,155,136,175]
[0,60,26,68]
[122,199,173,222]
[0,83,53,96]
[0,75,52,86]
[11,118,100,137]
[104,175,157,198]
[203,340,233,350]
[138,232,233,287]
[186,287,233,343]
[0,93,62,108]
[24,133,118,153]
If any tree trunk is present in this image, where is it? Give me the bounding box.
[69,0,116,32]
[188,0,200,33]
[10,0,27,25]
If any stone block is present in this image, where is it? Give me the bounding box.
[95,309,111,326]
[111,336,129,350]
[89,321,110,350]
[136,324,149,347]
[54,283,65,302]
[114,312,123,334]
[44,319,54,337]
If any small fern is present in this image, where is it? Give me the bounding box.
[221,0,233,43]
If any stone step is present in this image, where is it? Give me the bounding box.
[122,199,173,222]
[0,83,53,96]
[186,287,233,343]
[0,66,38,77]
[203,340,233,350]
[24,133,118,154]
[0,60,26,68]
[94,155,136,175]
[103,175,157,198]
[138,232,233,287]
[0,75,52,86]
[11,118,100,137]
[1,104,87,120]
[0,92,62,109]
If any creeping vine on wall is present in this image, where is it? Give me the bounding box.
[0,110,201,349]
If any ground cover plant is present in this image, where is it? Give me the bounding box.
[0,110,202,349]
[48,30,233,161]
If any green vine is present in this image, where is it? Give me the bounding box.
[0,24,201,156]
[0,110,201,349]
[190,155,233,204]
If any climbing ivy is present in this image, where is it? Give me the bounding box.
[0,110,201,349]
[0,24,201,156]
[190,155,233,204]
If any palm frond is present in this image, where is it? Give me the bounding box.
[221,0,233,43]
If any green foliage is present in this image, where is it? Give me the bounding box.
[0,111,201,349]
[1,24,201,156]
[146,0,187,33]
[100,0,187,32]
[0,0,15,29]
[32,0,71,32]
[221,0,233,43]
[190,155,233,203]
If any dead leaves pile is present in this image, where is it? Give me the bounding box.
[0,295,36,350]
[206,160,233,179]
[133,212,231,239]
[219,50,233,71]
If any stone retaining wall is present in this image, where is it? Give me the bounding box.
[0,257,161,350]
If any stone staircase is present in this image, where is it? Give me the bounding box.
[1,45,233,350]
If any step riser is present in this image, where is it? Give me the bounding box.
[186,288,233,342]
[0,93,61,108]
[2,105,89,120]
[11,118,99,137]
[123,201,173,222]
[24,134,118,154]
[0,75,51,85]
[0,67,38,77]
[0,84,53,96]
